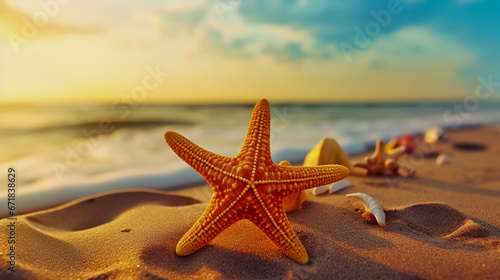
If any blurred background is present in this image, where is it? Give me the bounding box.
[1,0,500,103]
[1,0,499,215]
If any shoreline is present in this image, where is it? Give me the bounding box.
[3,122,498,218]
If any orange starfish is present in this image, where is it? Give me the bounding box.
[164,98,349,263]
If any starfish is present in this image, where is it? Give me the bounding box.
[354,140,414,176]
[164,98,349,263]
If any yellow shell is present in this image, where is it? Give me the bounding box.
[384,137,399,154]
[281,160,308,212]
[303,137,351,169]
[283,138,351,212]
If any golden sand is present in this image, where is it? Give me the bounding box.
[1,126,499,279]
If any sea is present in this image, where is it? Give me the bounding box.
[1,101,499,216]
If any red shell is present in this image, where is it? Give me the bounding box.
[398,134,415,153]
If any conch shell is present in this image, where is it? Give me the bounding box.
[346,192,386,227]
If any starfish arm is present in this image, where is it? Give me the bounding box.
[248,188,309,263]
[236,98,273,164]
[176,189,250,256]
[369,140,385,165]
[165,131,244,191]
[260,164,349,195]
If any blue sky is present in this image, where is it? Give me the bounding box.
[1,0,499,103]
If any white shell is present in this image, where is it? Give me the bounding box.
[346,192,386,227]
[329,179,351,193]
[424,127,447,144]
[312,185,329,196]
[435,154,452,165]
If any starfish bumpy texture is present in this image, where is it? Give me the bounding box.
[164,98,349,263]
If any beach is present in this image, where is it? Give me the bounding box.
[1,125,499,279]
[3,0,500,278]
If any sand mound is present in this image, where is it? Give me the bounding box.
[385,203,500,250]
[24,189,199,231]
[0,190,205,279]
[1,190,499,279]
[0,191,421,280]
[445,219,490,239]
[386,203,469,237]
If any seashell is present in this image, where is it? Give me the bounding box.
[329,179,351,193]
[435,154,452,165]
[384,137,399,154]
[303,137,351,170]
[302,138,351,199]
[424,127,447,144]
[312,185,329,196]
[346,192,386,227]
[384,158,399,175]
[398,134,415,153]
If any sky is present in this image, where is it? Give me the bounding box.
[1,0,499,103]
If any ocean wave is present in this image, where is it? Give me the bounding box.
[1,102,500,217]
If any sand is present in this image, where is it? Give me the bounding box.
[1,125,499,279]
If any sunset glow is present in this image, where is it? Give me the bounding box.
[1,0,499,103]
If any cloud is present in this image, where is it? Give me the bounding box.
[158,1,322,62]
[0,0,98,43]
[3,0,497,102]
[156,0,499,76]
